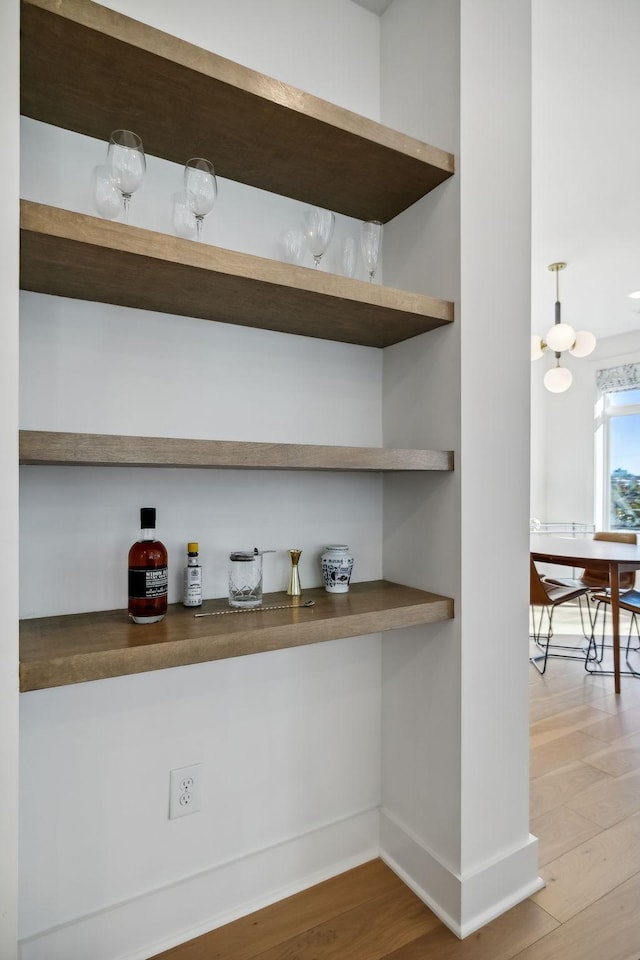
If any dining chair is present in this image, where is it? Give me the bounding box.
[545,531,638,643]
[586,588,640,674]
[530,558,591,675]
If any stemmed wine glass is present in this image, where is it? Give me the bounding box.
[184,158,217,241]
[303,207,335,269]
[360,220,383,282]
[107,130,146,223]
[172,192,197,240]
[341,237,357,278]
[93,164,123,220]
[283,227,306,265]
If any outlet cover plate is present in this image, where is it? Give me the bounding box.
[169,763,201,819]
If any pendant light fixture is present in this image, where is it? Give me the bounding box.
[531,262,596,393]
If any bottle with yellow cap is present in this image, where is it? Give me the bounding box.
[183,542,202,607]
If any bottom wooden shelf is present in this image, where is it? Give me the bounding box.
[19,580,453,692]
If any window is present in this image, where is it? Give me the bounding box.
[597,365,640,530]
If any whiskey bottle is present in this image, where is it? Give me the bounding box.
[183,542,203,608]
[128,507,168,623]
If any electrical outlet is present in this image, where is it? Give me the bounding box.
[169,763,201,819]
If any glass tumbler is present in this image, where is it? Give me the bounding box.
[228,550,263,608]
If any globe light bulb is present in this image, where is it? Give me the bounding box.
[544,365,573,393]
[545,322,576,353]
[569,330,596,358]
[530,334,545,361]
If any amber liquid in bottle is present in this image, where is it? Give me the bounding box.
[128,507,168,624]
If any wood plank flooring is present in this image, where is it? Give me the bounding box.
[149,604,640,960]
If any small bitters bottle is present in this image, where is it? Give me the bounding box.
[128,507,168,623]
[183,542,203,608]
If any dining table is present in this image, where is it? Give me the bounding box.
[530,533,640,694]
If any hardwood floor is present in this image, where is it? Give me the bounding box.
[149,605,640,960]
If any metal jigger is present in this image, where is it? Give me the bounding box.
[287,549,302,597]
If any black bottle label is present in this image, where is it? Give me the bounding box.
[128,567,168,599]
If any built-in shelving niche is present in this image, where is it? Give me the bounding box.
[19,0,456,692]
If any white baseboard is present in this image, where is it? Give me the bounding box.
[18,807,380,960]
[379,807,544,938]
[19,805,543,958]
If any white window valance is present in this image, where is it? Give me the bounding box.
[597,362,640,394]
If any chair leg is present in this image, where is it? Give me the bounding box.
[584,631,599,670]
[584,601,609,670]
[579,594,597,640]
[594,599,607,662]
[530,604,554,675]
[628,613,640,654]
[530,603,551,642]
[530,600,598,676]
[575,594,606,664]
[625,614,640,673]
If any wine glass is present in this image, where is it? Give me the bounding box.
[282,226,306,265]
[184,158,217,241]
[303,207,335,270]
[92,164,123,220]
[360,220,383,282]
[341,237,357,278]
[171,192,197,240]
[107,130,145,223]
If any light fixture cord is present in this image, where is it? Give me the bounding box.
[554,266,561,357]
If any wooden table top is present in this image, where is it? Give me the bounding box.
[530,534,640,570]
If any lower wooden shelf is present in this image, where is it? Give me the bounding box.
[19,580,454,692]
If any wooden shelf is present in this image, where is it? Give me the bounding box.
[20,201,454,347]
[19,431,454,472]
[20,0,454,223]
[19,580,454,691]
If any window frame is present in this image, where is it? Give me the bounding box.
[599,386,640,530]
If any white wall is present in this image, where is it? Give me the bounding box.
[530,330,640,525]
[19,4,387,959]
[101,0,381,116]
[458,0,533,887]
[0,0,20,956]
[379,0,537,939]
[379,0,463,904]
[530,361,597,524]
[530,0,640,344]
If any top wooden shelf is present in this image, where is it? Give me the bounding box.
[20,0,454,223]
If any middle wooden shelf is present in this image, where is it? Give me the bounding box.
[19,200,454,349]
[19,431,454,472]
